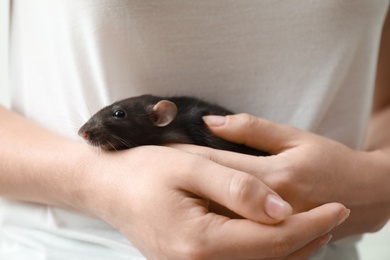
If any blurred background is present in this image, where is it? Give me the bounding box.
[0,0,389,259]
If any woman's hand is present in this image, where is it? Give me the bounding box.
[0,106,350,259]
[172,113,390,241]
[78,145,349,259]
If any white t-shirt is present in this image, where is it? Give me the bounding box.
[3,0,389,259]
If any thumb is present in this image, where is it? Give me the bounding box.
[181,156,292,224]
[203,113,302,154]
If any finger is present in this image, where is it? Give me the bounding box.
[169,144,271,177]
[205,203,349,259]
[284,234,332,260]
[203,114,304,154]
[179,154,292,224]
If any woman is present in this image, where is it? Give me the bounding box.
[1,1,389,259]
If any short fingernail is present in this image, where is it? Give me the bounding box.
[202,115,226,127]
[264,194,293,221]
[336,208,351,226]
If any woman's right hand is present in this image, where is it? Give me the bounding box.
[78,145,349,259]
[0,106,348,259]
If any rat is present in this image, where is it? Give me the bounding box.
[78,94,268,156]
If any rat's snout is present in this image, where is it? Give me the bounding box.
[78,129,90,140]
[78,120,106,147]
[78,123,94,141]
[78,129,88,140]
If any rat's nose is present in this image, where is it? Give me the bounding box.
[78,125,91,140]
[79,130,90,140]
[78,121,99,141]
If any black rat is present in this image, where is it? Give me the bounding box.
[78,94,268,156]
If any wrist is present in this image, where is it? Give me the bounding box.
[72,145,137,225]
[66,144,112,217]
[40,141,97,214]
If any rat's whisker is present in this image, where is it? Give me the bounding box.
[111,135,134,149]
[105,139,119,152]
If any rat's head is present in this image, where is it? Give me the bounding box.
[78,95,178,150]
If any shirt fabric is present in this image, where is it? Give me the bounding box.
[3,0,389,259]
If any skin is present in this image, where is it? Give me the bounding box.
[0,106,348,259]
[1,7,387,260]
[174,8,390,242]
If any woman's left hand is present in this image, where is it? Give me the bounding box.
[172,113,390,240]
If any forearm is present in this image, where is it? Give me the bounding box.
[362,8,390,220]
[366,7,390,153]
[365,106,390,152]
[0,105,89,211]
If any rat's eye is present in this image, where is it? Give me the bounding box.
[113,110,126,118]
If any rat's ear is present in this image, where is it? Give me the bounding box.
[152,100,178,127]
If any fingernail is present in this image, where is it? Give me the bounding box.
[336,209,351,226]
[264,194,293,221]
[202,115,226,127]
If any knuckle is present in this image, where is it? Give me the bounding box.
[238,113,258,129]
[266,162,294,191]
[180,155,204,176]
[228,173,257,204]
[194,148,221,164]
[233,113,262,144]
